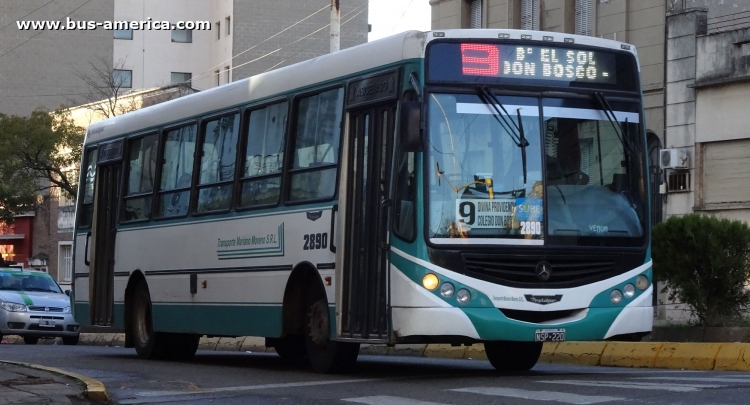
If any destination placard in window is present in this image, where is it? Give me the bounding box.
[456,198,515,229]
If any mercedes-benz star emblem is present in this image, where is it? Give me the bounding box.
[536,261,552,281]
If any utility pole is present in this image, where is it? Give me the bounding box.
[330,0,340,53]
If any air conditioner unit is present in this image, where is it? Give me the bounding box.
[660,148,689,169]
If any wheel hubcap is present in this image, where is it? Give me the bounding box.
[134,295,151,345]
[307,299,329,346]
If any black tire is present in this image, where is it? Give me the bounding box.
[272,335,307,361]
[131,280,167,359]
[304,292,359,373]
[62,335,80,346]
[163,333,199,361]
[484,341,543,372]
[23,336,39,345]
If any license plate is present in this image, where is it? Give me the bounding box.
[39,319,56,328]
[535,328,565,342]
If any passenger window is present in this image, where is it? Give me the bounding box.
[288,88,344,201]
[77,148,98,227]
[392,151,416,241]
[122,134,158,222]
[196,113,240,212]
[156,124,196,218]
[239,101,287,208]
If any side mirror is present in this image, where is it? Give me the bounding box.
[65,290,70,297]
[399,101,423,152]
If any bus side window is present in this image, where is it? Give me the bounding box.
[392,150,416,241]
[239,101,288,208]
[156,124,197,218]
[288,88,344,202]
[196,113,240,213]
[121,133,158,222]
[77,147,99,228]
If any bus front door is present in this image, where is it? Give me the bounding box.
[339,103,396,341]
[89,161,121,326]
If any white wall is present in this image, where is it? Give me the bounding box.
[113,0,230,90]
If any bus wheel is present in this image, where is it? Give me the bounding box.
[132,280,166,359]
[271,335,307,361]
[163,333,199,361]
[484,341,543,372]
[304,295,359,373]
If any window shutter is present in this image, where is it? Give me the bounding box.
[521,0,540,30]
[470,0,483,29]
[575,0,593,36]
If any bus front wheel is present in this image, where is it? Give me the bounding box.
[304,294,359,373]
[484,341,543,372]
[132,280,165,359]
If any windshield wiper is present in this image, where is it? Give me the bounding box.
[24,287,56,293]
[476,86,529,184]
[592,92,635,157]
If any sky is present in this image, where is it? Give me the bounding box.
[368,0,431,42]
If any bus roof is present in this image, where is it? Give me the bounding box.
[84,29,637,145]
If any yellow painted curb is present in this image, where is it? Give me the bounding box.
[0,360,108,403]
[600,342,663,368]
[715,343,750,372]
[655,343,722,371]
[549,342,608,366]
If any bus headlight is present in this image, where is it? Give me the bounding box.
[623,284,636,299]
[610,290,623,304]
[456,289,471,304]
[440,283,455,298]
[636,275,649,291]
[422,274,439,290]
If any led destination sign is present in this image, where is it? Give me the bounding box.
[428,42,625,87]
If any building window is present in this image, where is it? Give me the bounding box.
[114,28,132,40]
[113,69,132,88]
[225,66,230,83]
[58,243,73,283]
[226,17,231,36]
[171,28,192,43]
[470,0,483,29]
[575,0,593,36]
[171,72,192,85]
[215,70,221,86]
[521,0,540,30]
[215,21,221,39]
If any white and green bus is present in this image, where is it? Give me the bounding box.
[72,29,653,373]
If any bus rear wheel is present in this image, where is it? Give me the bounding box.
[484,341,543,372]
[304,295,359,373]
[132,280,166,360]
[270,335,307,361]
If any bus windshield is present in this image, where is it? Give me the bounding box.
[427,92,646,246]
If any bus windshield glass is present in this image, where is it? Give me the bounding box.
[427,93,646,246]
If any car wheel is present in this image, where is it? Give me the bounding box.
[62,335,80,346]
[23,336,39,345]
[132,280,167,359]
[304,290,359,373]
[484,341,543,372]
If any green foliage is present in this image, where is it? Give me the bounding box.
[653,213,750,326]
[0,109,84,224]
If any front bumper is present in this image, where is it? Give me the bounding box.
[0,310,80,338]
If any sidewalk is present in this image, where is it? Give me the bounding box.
[4,333,750,372]
[0,362,92,404]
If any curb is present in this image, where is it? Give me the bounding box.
[4,333,750,372]
[0,360,109,403]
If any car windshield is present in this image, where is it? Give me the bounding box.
[0,270,63,293]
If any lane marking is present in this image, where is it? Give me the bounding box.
[343,396,447,405]
[449,387,623,404]
[539,380,725,392]
[135,378,379,397]
[636,376,750,384]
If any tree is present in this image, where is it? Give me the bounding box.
[0,109,84,224]
[652,213,750,326]
[73,57,139,119]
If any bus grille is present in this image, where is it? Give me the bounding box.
[462,253,621,288]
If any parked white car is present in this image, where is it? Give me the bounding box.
[0,268,80,345]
